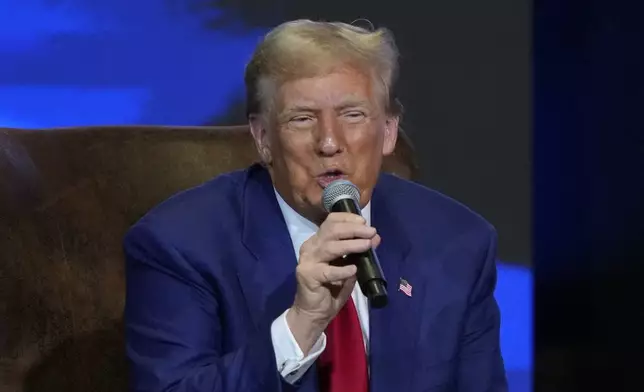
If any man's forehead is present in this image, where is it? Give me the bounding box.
[279,84,375,110]
[281,94,372,109]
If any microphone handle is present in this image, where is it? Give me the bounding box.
[331,198,388,308]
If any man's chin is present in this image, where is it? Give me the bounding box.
[304,194,324,212]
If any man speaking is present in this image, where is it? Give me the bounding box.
[124,20,507,391]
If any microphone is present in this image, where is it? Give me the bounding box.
[322,180,388,308]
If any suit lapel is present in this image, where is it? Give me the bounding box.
[368,176,418,392]
[238,164,299,330]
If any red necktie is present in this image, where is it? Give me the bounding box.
[317,298,369,392]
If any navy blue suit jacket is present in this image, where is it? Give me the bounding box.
[124,163,507,392]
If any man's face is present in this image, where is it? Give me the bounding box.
[250,66,399,222]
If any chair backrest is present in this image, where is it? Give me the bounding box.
[0,125,418,392]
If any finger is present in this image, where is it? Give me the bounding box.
[325,275,357,299]
[371,234,382,248]
[323,239,374,260]
[326,280,344,287]
[322,222,376,241]
[324,212,366,224]
[317,264,357,283]
[336,275,357,298]
[325,281,344,298]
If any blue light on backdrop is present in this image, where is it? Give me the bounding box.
[0,1,531,390]
[0,0,262,127]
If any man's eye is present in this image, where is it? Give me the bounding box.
[344,111,366,121]
[291,116,314,123]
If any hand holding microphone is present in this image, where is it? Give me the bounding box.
[286,180,387,354]
[321,180,388,308]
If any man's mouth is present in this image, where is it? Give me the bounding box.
[316,170,347,188]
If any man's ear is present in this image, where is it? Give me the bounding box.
[382,115,400,156]
[249,114,272,165]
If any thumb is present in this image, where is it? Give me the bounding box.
[337,274,357,301]
[318,264,357,284]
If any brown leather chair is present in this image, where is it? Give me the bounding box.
[0,125,418,392]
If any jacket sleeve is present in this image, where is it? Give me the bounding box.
[123,223,290,392]
[455,226,509,392]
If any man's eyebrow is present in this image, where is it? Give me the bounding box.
[283,105,318,113]
[335,99,370,110]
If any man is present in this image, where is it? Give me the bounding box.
[124,20,507,391]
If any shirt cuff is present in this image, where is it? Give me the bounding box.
[271,308,327,384]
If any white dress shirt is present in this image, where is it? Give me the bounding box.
[270,190,371,384]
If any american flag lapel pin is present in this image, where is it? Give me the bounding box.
[398,278,412,297]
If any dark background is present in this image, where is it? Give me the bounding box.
[535,0,644,389]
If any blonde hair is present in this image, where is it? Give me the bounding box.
[245,19,401,118]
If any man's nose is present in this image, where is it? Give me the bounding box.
[315,117,344,156]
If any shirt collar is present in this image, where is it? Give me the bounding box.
[274,188,372,259]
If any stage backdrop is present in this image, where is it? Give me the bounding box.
[0,0,531,390]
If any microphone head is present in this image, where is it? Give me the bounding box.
[322,179,360,212]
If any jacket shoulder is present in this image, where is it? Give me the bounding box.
[125,169,246,245]
[378,174,495,239]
